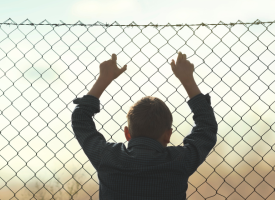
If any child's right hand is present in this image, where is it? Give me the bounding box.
[170,52,194,84]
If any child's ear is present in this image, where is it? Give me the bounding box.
[124,126,131,141]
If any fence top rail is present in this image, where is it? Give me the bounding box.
[0,18,275,29]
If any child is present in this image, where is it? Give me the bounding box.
[71,52,218,200]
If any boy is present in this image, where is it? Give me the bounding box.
[71,52,218,200]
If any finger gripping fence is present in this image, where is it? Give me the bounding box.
[0,18,275,200]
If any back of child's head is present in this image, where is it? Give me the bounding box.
[126,96,173,140]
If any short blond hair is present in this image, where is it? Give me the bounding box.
[126,96,173,140]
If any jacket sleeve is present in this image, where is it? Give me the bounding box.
[71,95,106,171]
[181,93,218,176]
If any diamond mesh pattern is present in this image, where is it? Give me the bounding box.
[0,19,275,200]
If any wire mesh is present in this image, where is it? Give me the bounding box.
[0,18,275,200]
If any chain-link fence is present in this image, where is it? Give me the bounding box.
[0,18,275,200]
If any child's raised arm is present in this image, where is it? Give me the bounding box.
[171,52,217,177]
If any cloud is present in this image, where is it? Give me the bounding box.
[71,0,141,18]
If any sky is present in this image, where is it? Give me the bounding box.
[0,1,275,199]
[0,0,274,25]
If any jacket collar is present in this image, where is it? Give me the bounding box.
[128,137,164,152]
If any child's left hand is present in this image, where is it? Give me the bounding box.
[99,54,127,81]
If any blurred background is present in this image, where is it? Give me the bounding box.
[0,0,275,199]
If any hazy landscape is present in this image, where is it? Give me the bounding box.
[0,21,274,199]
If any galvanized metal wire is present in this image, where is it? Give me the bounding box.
[0,19,275,200]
